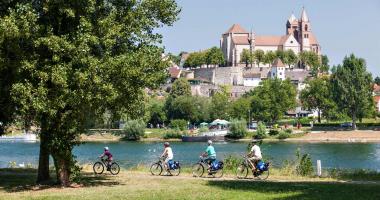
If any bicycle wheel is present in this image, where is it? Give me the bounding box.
[256,169,269,180]
[93,162,104,174]
[150,163,163,176]
[110,162,120,175]
[236,164,249,179]
[192,163,204,177]
[213,168,224,178]
[169,166,181,176]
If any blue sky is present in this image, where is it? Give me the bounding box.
[158,0,380,76]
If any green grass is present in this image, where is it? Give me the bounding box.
[1,168,380,200]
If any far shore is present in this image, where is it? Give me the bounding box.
[79,130,380,143]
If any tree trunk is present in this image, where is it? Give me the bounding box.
[37,122,50,184]
[52,150,72,187]
[318,110,321,123]
[352,113,357,130]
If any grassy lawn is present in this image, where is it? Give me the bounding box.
[1,168,380,200]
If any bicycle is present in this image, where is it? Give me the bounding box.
[192,156,224,178]
[150,157,181,176]
[93,158,120,175]
[236,155,269,180]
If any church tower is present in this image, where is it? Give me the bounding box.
[298,7,311,51]
[286,13,298,36]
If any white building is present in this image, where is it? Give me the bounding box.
[270,58,286,80]
[220,7,321,67]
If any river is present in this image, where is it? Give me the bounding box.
[1,141,380,170]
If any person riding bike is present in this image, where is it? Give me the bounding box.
[247,140,262,172]
[201,140,216,173]
[160,142,174,173]
[99,146,113,170]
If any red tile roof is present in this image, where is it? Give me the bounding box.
[255,35,289,46]
[232,36,250,45]
[309,33,319,45]
[225,24,248,34]
[169,67,181,79]
[272,58,285,67]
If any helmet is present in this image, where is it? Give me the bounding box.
[104,147,109,151]
[207,140,213,145]
[164,142,170,147]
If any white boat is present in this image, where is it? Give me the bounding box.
[0,133,38,142]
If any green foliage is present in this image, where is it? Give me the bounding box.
[282,49,298,68]
[198,126,209,133]
[268,129,279,136]
[211,86,231,120]
[0,0,180,184]
[205,47,224,67]
[253,49,265,67]
[167,53,181,66]
[223,154,243,171]
[255,121,267,139]
[264,51,276,65]
[277,131,290,139]
[299,51,320,71]
[166,95,210,123]
[227,119,248,139]
[300,77,337,123]
[170,78,191,98]
[184,51,206,68]
[240,49,254,67]
[229,97,251,121]
[123,120,146,141]
[170,119,188,131]
[330,54,374,129]
[249,78,297,122]
[146,97,167,125]
[296,153,314,177]
[284,129,293,134]
[163,129,182,139]
[374,76,380,85]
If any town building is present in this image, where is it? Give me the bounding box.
[220,7,321,67]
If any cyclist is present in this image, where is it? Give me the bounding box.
[201,140,216,173]
[247,140,262,172]
[160,142,173,172]
[99,146,113,170]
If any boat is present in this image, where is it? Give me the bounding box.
[0,133,38,142]
[182,130,228,142]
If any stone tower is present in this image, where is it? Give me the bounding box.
[298,7,311,51]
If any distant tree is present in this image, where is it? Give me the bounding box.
[321,55,330,73]
[146,98,167,126]
[205,47,225,67]
[282,49,298,68]
[227,119,248,139]
[330,54,374,129]
[229,97,251,121]
[374,76,380,85]
[211,86,231,120]
[253,49,265,67]
[300,77,336,123]
[166,95,210,123]
[264,51,276,66]
[170,78,191,98]
[184,51,206,68]
[167,53,181,66]
[250,78,297,122]
[299,51,320,71]
[240,49,254,67]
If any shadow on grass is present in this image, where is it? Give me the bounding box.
[206,179,380,200]
[0,168,122,193]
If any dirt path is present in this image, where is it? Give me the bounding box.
[286,130,380,143]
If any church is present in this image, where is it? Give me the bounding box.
[220,8,321,67]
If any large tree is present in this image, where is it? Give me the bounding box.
[282,49,298,68]
[210,86,231,120]
[264,51,276,66]
[240,49,254,67]
[300,77,336,123]
[0,1,180,186]
[249,78,297,122]
[330,54,373,129]
[253,49,265,68]
[205,46,224,67]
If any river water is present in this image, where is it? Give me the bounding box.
[1,141,380,170]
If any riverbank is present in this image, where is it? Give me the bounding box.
[1,168,379,200]
[80,130,380,143]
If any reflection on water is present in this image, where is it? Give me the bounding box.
[1,141,380,170]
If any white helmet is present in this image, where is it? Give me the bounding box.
[104,147,109,151]
[207,140,213,145]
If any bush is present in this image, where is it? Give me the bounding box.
[170,119,188,131]
[277,131,290,139]
[227,119,248,139]
[255,121,267,139]
[296,149,314,176]
[198,126,209,133]
[163,129,183,139]
[284,129,293,134]
[268,129,279,136]
[223,155,243,171]
[123,119,146,140]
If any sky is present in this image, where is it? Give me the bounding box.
[158,0,380,76]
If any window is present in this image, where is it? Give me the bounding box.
[273,73,275,77]
[305,24,308,31]
[290,40,293,44]
[279,72,282,75]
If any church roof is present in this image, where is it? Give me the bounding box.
[288,13,297,23]
[255,35,289,46]
[272,58,285,67]
[232,36,250,45]
[301,7,309,22]
[225,24,248,34]
[309,33,319,45]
